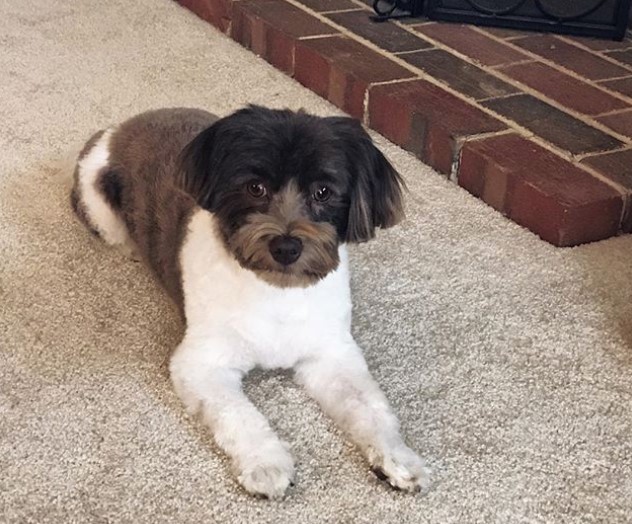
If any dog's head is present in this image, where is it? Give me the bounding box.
[178,105,404,288]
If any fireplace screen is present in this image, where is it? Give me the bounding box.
[374,0,631,40]
[425,0,631,40]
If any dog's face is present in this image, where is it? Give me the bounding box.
[178,105,404,288]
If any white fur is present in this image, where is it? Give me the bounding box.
[76,129,135,256]
[169,209,430,498]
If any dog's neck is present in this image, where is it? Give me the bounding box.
[179,208,352,330]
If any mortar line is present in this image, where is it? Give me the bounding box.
[575,145,631,161]
[597,73,632,82]
[476,92,521,103]
[449,137,464,183]
[394,48,436,56]
[369,77,421,87]
[462,128,516,142]
[320,7,365,14]
[298,33,340,40]
[489,59,536,69]
[405,21,434,27]
[594,107,632,118]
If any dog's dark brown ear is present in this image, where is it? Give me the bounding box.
[177,122,223,208]
[326,117,405,243]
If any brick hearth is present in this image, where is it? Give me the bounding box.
[176,0,632,247]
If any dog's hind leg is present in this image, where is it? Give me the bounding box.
[71,128,138,259]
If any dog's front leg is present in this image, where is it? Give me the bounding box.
[295,341,430,492]
[170,336,294,499]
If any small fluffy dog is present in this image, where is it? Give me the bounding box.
[71,106,429,498]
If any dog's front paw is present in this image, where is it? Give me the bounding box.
[370,444,430,493]
[237,446,295,499]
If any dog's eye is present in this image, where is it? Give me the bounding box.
[247,182,267,198]
[313,186,331,203]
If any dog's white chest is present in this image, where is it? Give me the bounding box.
[180,210,352,369]
[235,291,320,368]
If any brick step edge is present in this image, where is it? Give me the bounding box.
[174,0,629,247]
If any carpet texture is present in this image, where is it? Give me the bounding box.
[1,1,632,522]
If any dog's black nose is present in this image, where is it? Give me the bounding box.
[269,235,303,265]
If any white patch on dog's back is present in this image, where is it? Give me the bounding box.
[76,128,131,248]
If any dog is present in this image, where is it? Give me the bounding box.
[71,105,429,498]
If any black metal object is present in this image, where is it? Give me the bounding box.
[372,0,630,40]
[371,0,425,21]
[424,0,632,40]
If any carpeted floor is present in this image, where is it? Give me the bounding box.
[1,1,631,522]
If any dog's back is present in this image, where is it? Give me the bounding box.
[71,108,218,311]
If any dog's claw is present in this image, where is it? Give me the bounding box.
[371,466,389,482]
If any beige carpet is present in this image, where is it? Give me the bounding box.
[1,0,632,522]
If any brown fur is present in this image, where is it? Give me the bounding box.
[73,106,404,313]
[73,108,219,315]
[107,108,219,313]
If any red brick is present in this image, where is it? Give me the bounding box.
[582,148,632,234]
[231,8,257,52]
[401,49,517,101]
[459,134,624,246]
[605,49,632,67]
[237,0,336,38]
[266,30,294,74]
[597,110,632,139]
[481,27,531,40]
[327,10,431,53]
[176,0,233,33]
[599,76,632,98]
[499,62,628,115]
[483,94,623,155]
[368,79,506,173]
[582,148,632,191]
[458,137,510,212]
[569,36,632,52]
[295,36,414,119]
[513,35,630,80]
[414,23,529,67]
[232,0,337,74]
[294,0,358,11]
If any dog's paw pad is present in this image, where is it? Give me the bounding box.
[238,457,295,499]
[371,446,431,493]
